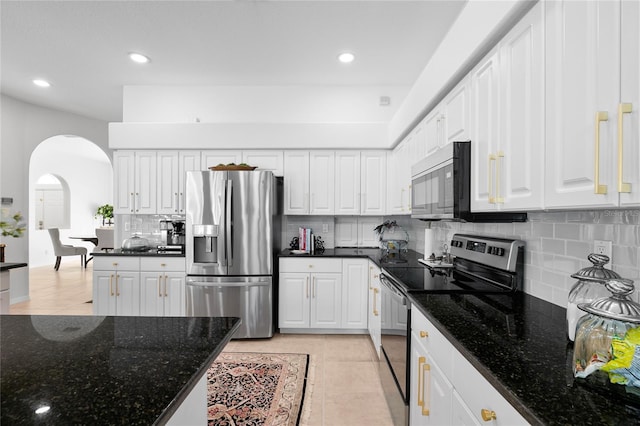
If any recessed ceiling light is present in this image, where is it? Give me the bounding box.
[129,52,150,64]
[33,79,51,88]
[338,52,355,64]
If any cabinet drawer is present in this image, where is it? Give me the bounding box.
[140,257,185,272]
[451,350,528,425]
[411,307,453,377]
[94,256,140,271]
[279,258,342,273]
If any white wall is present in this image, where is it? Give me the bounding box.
[0,94,109,303]
[29,136,113,268]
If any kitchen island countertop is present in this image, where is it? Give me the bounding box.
[409,291,640,425]
[1,315,239,424]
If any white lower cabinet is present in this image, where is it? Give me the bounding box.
[279,257,368,332]
[139,257,186,317]
[410,307,528,426]
[368,261,382,358]
[93,257,141,316]
[94,256,186,317]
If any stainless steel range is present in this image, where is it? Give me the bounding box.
[378,233,525,426]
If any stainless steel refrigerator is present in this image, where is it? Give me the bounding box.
[185,170,280,338]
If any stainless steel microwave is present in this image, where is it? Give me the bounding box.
[411,141,527,222]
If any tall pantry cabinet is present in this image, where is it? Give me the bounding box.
[545,0,640,208]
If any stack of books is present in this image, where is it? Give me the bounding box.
[298,227,315,253]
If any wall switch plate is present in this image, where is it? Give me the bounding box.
[594,240,613,262]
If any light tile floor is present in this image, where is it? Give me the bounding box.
[10,263,396,425]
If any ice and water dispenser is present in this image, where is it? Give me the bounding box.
[192,224,219,264]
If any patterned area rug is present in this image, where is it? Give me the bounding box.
[207,352,309,426]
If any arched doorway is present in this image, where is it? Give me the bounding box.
[29,135,113,268]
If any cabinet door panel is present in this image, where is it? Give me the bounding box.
[178,151,201,214]
[499,2,544,210]
[140,273,164,316]
[242,151,284,176]
[423,110,441,157]
[310,273,341,328]
[283,151,310,214]
[619,0,640,206]
[470,50,501,211]
[115,272,140,316]
[309,151,335,215]
[114,151,135,214]
[93,272,116,316]
[134,151,157,214]
[341,259,368,329]
[279,273,310,328]
[157,151,179,214]
[360,152,387,215]
[164,273,186,317]
[544,0,620,208]
[443,80,469,146]
[335,151,361,215]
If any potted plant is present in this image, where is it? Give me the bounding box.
[95,204,114,226]
[0,209,26,262]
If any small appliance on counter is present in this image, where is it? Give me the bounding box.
[121,235,150,252]
[158,219,185,252]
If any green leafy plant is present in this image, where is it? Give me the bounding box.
[95,204,114,225]
[0,209,26,238]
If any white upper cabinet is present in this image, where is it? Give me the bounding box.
[156,151,180,214]
[242,151,284,176]
[442,78,469,146]
[114,151,157,214]
[387,140,409,215]
[200,150,242,170]
[335,151,362,215]
[360,151,387,215]
[423,108,442,158]
[618,0,640,207]
[309,151,335,215]
[283,151,334,215]
[471,2,544,212]
[178,151,201,214]
[544,0,621,208]
[283,151,310,215]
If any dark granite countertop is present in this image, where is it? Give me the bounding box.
[93,249,184,257]
[408,292,640,425]
[279,247,424,269]
[0,262,28,272]
[1,315,239,425]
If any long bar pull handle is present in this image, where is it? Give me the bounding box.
[116,275,120,296]
[226,179,233,267]
[422,362,431,416]
[618,103,633,193]
[495,151,505,204]
[130,193,135,213]
[312,276,316,298]
[594,111,609,194]
[488,154,496,204]
[174,193,179,213]
[417,356,426,408]
[110,274,114,296]
[179,192,184,213]
[158,275,163,297]
[164,275,168,297]
[369,266,373,290]
[135,193,140,212]
[306,277,310,299]
[373,288,379,316]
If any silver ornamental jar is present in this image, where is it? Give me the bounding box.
[573,278,640,381]
[566,254,621,341]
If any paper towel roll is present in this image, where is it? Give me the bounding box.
[424,229,435,260]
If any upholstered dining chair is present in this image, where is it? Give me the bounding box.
[47,228,87,271]
[94,228,114,252]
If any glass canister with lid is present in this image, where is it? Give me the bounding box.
[573,278,640,384]
[566,254,621,341]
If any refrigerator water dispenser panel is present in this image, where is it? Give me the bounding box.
[192,224,219,264]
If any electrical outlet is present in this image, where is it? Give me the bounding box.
[594,240,613,261]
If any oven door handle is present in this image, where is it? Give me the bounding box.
[380,274,407,305]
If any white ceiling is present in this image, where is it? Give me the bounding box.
[1,1,466,123]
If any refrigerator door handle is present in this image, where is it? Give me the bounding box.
[186,280,270,288]
[226,179,233,267]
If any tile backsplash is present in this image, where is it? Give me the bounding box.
[406,209,640,307]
